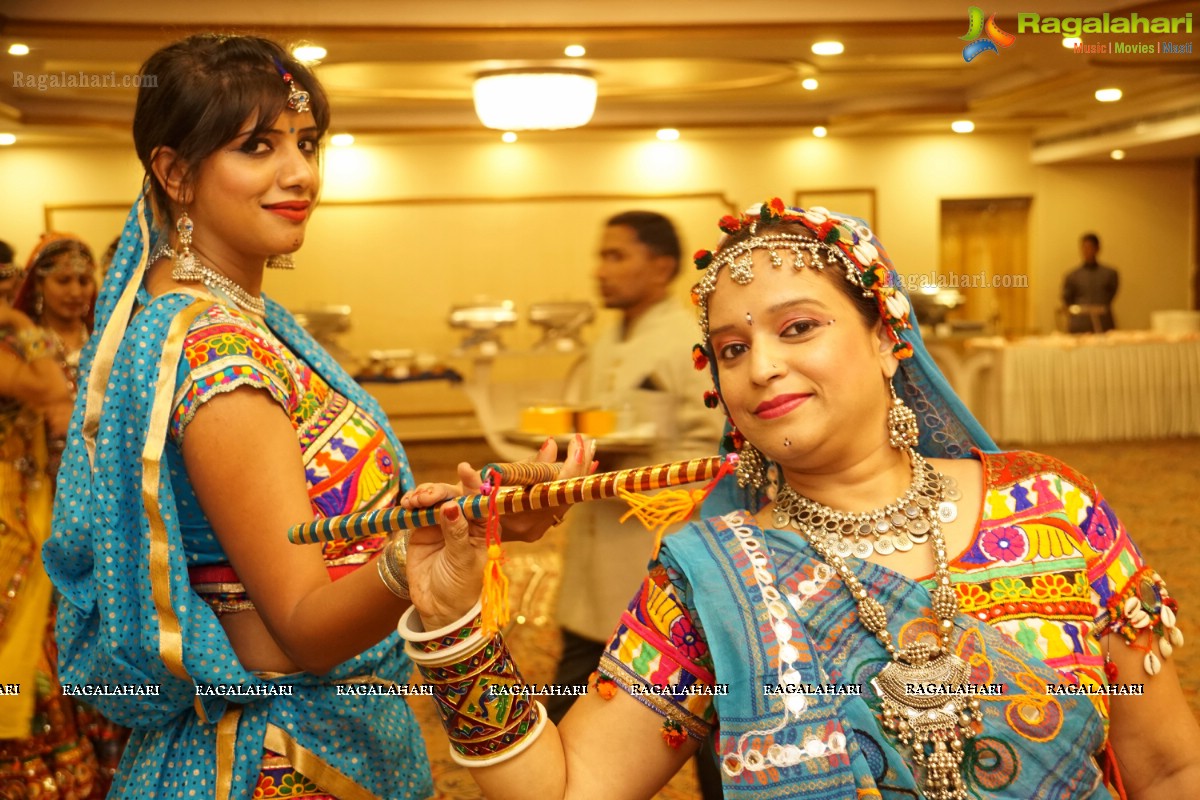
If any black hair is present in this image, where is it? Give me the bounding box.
[133,34,330,228]
[1081,232,1100,249]
[0,240,13,264]
[606,210,682,279]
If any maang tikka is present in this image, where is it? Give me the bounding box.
[274,58,311,114]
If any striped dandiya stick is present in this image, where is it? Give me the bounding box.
[287,455,727,545]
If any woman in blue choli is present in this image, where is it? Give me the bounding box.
[400,201,1200,799]
[40,34,574,800]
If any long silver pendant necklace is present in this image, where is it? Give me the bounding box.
[774,451,980,800]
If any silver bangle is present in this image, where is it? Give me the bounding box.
[377,533,410,600]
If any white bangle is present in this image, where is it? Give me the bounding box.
[399,600,486,666]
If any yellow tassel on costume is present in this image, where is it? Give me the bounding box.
[617,487,707,557]
[480,543,510,637]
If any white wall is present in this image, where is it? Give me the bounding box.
[1,130,1193,360]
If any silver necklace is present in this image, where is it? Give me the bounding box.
[153,244,266,317]
[773,451,960,557]
[779,459,980,800]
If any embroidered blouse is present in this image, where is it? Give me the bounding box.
[598,450,1177,741]
[165,303,401,603]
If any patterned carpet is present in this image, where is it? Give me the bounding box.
[402,437,1200,799]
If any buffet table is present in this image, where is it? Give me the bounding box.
[964,332,1200,445]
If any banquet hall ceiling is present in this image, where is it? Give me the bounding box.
[0,0,1197,162]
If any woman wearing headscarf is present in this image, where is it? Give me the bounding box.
[13,233,98,471]
[401,200,1200,799]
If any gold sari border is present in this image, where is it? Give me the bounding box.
[215,704,242,800]
[143,299,210,687]
[84,194,151,465]
[264,723,381,800]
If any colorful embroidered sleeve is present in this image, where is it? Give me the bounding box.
[169,306,295,443]
[597,561,717,743]
[1080,487,1182,676]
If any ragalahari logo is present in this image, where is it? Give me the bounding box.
[961,7,1016,61]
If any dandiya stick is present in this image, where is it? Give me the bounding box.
[287,455,725,545]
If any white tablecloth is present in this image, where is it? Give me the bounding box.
[966,333,1200,445]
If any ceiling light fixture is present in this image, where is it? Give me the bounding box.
[1110,149,1126,160]
[951,120,975,133]
[501,131,518,143]
[1062,37,1082,48]
[473,68,598,130]
[292,44,326,64]
[656,128,680,141]
[564,44,586,57]
[801,78,819,91]
[0,133,15,145]
[8,44,29,56]
[1095,87,1122,102]
[811,41,845,56]
[330,133,354,147]
[812,126,828,138]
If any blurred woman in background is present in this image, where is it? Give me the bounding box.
[0,244,94,797]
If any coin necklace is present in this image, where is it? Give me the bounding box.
[773,453,981,800]
[774,450,961,558]
[153,243,267,317]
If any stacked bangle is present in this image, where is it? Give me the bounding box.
[376,533,410,600]
[400,602,546,766]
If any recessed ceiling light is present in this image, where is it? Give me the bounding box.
[1110,149,1126,160]
[951,120,975,134]
[812,126,828,138]
[292,44,326,63]
[501,131,518,143]
[0,133,15,145]
[330,133,354,147]
[656,128,680,141]
[801,78,819,91]
[8,44,29,56]
[811,41,844,56]
[1095,87,1122,102]
[564,44,586,58]
[1062,37,1082,48]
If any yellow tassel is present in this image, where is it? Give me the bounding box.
[617,487,707,557]
[480,543,510,637]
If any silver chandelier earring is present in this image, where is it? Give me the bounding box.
[171,210,201,281]
[887,380,920,450]
[735,440,768,490]
[265,254,295,270]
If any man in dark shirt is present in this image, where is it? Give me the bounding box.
[1062,232,1119,333]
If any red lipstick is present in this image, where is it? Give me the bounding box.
[754,393,811,420]
[264,201,310,222]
